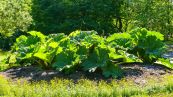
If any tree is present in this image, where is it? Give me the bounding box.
[31,0,123,35]
[122,0,173,40]
[0,0,32,37]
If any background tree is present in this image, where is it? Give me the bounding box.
[31,0,123,35]
[0,0,32,37]
[0,0,173,51]
[0,0,32,50]
[122,0,173,40]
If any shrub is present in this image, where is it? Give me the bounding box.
[6,30,128,78]
[107,28,167,63]
[129,28,166,63]
[4,28,172,78]
[0,0,32,37]
[7,31,45,66]
[31,0,123,35]
[107,33,132,49]
[106,32,140,63]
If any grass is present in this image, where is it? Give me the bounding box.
[0,75,173,97]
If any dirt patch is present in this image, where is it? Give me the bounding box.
[0,66,106,82]
[120,63,173,86]
[0,63,172,86]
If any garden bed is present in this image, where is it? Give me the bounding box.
[1,63,172,86]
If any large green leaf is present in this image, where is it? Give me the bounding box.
[53,49,80,72]
[82,44,110,72]
[157,58,173,69]
[129,28,166,63]
[47,33,66,42]
[107,33,132,49]
[102,63,123,78]
[27,31,45,42]
[34,52,48,63]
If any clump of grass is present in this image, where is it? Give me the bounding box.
[0,75,11,96]
[1,75,173,97]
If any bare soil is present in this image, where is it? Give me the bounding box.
[0,63,172,86]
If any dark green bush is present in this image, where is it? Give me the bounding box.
[31,0,123,35]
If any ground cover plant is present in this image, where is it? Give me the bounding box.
[2,28,172,78]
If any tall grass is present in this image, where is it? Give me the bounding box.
[0,75,173,97]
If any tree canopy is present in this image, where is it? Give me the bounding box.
[0,0,172,38]
[0,0,32,37]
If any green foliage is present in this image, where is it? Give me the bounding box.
[6,30,129,78]
[5,28,173,77]
[107,28,167,63]
[33,33,66,69]
[102,63,123,78]
[0,0,32,37]
[53,39,80,73]
[9,31,45,66]
[107,28,172,68]
[31,0,123,35]
[30,0,173,38]
[82,44,110,71]
[0,75,10,95]
[107,32,132,49]
[0,51,10,71]
[158,58,173,69]
[122,0,173,39]
[106,32,140,63]
[129,28,166,63]
[1,0,172,52]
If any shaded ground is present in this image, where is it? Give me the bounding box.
[0,63,172,86]
[120,63,173,86]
